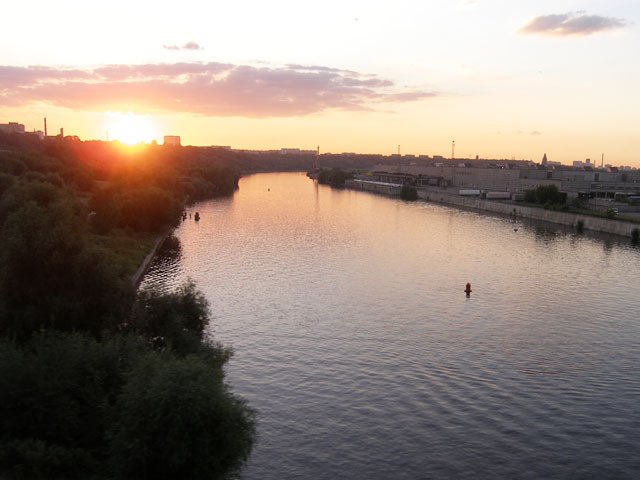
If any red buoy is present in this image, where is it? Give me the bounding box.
[464,283,472,295]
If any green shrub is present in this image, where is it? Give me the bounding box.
[109,354,255,480]
[524,185,566,206]
[128,281,222,356]
[0,333,145,479]
[400,185,418,201]
[0,330,254,480]
[317,168,353,186]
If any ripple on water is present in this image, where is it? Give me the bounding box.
[140,173,640,480]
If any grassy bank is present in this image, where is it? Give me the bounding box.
[88,231,158,280]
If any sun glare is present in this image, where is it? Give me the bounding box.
[106,113,158,145]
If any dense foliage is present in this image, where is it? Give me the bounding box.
[524,184,566,207]
[0,330,254,479]
[0,135,254,479]
[400,185,418,201]
[317,168,354,186]
[0,176,131,339]
[0,136,241,337]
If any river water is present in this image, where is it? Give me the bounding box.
[141,172,640,479]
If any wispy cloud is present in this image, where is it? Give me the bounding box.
[0,63,435,117]
[162,41,204,51]
[521,12,626,36]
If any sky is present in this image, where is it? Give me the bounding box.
[1,0,638,165]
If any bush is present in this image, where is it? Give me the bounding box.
[0,333,145,479]
[0,331,255,480]
[0,439,96,480]
[400,185,418,201]
[128,281,219,355]
[0,182,131,338]
[524,184,566,206]
[317,168,353,186]
[109,354,255,480]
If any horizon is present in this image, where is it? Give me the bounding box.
[1,0,639,166]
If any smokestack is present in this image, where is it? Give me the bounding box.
[60,127,64,138]
[44,117,47,137]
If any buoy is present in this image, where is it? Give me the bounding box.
[464,283,472,296]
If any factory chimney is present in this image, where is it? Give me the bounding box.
[44,117,47,137]
[60,127,64,138]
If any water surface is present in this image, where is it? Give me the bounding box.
[142,172,640,479]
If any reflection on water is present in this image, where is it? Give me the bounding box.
[141,235,182,293]
[141,173,640,480]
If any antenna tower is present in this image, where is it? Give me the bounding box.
[452,140,455,160]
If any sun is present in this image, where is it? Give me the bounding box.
[106,113,158,145]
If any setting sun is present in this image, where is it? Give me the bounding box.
[106,112,158,145]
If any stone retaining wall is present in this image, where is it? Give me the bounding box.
[417,189,638,238]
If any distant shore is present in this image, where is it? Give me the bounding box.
[343,179,639,239]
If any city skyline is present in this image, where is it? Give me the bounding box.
[1,0,639,165]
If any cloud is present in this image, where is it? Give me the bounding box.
[530,130,542,136]
[0,63,435,117]
[163,41,203,50]
[521,12,626,36]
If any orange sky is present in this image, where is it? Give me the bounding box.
[1,1,638,166]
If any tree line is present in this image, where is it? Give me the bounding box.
[0,135,254,479]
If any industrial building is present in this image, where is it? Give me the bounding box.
[371,162,640,200]
[163,135,181,146]
[0,122,26,135]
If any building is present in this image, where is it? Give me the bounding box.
[163,135,181,146]
[371,162,640,199]
[0,122,26,134]
[26,130,45,140]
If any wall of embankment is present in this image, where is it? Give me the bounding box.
[131,232,169,288]
[417,189,639,238]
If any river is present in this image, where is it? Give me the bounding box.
[141,172,640,479]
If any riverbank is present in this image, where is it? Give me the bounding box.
[344,180,639,239]
[131,231,170,287]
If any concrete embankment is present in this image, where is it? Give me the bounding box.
[345,179,402,195]
[343,179,638,238]
[417,188,638,238]
[131,232,170,288]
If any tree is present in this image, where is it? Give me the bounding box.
[0,333,146,479]
[317,168,353,186]
[0,181,132,339]
[524,184,566,206]
[109,354,255,480]
[400,185,418,201]
[0,331,255,480]
[128,281,217,355]
[118,187,182,233]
